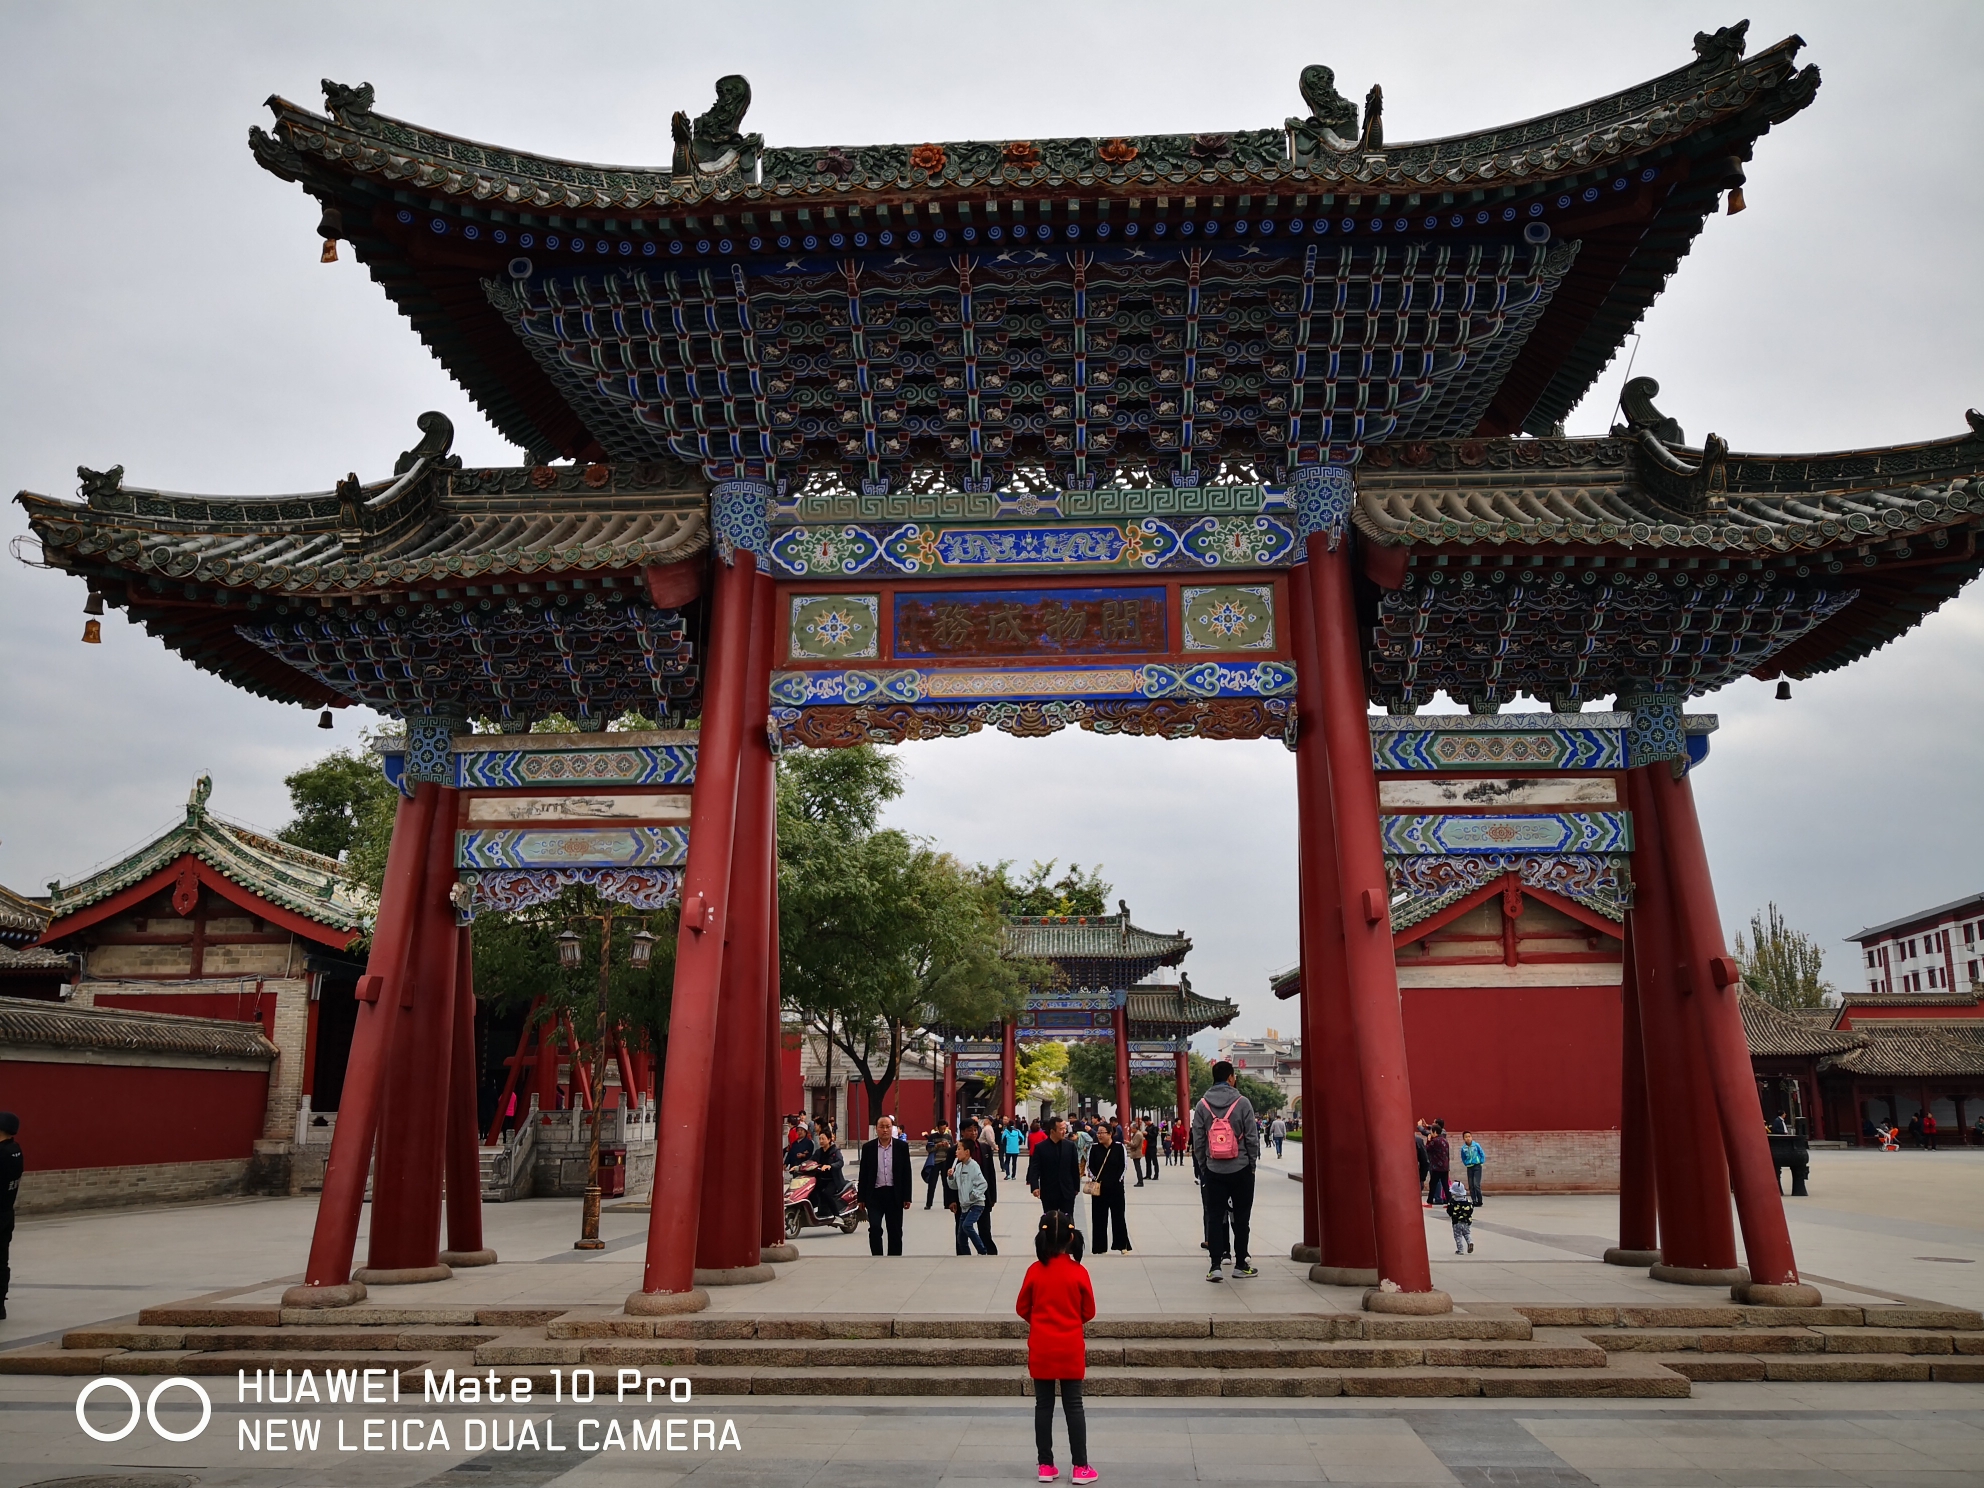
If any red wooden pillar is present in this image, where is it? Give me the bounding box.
[1608,914,1661,1263]
[944,1052,959,1129]
[1651,766,1817,1302]
[762,866,796,1259]
[693,563,777,1285]
[532,1011,562,1112]
[1001,1019,1018,1116]
[633,523,759,1314]
[1174,1050,1192,1127]
[1111,1004,1132,1123]
[287,783,436,1304]
[1290,558,1376,1282]
[301,989,322,1103]
[1627,764,1739,1277]
[1293,867,1318,1261]
[442,924,494,1266]
[1299,474,1441,1310]
[366,786,461,1278]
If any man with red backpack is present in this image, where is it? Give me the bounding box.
[1192,1061,1261,1282]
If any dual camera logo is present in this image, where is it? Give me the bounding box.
[76,1377,212,1443]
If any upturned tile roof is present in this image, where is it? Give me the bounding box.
[1841,992,1982,1012]
[45,777,364,938]
[1001,913,1190,965]
[0,994,278,1063]
[0,945,72,974]
[1819,1025,1984,1081]
[241,29,1817,472]
[1352,431,1984,557]
[0,884,51,947]
[1127,977,1239,1032]
[1738,990,1861,1058]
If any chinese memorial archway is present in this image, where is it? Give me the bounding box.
[21,26,1984,1317]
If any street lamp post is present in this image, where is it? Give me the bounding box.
[559,913,655,1251]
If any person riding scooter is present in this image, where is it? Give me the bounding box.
[793,1132,845,1217]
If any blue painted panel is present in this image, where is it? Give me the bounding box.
[1380,811,1633,855]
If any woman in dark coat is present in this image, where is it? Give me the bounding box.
[1086,1125,1131,1254]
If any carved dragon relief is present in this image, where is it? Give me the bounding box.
[670,74,762,185]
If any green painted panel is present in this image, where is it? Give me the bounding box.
[788,593,880,660]
[1181,584,1276,652]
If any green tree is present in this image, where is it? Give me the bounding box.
[1734,902,1838,1010]
[470,885,678,1096]
[1015,1040,1069,1105]
[279,749,397,872]
[1063,1037,1117,1104]
[981,860,1113,917]
[778,746,1027,1124]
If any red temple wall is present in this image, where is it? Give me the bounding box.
[0,1058,270,1172]
[93,991,278,1042]
[780,1043,804,1117]
[846,1075,937,1137]
[1400,984,1622,1132]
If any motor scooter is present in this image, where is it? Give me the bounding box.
[783,1167,862,1237]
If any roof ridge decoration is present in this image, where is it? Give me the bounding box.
[46,777,364,931]
[256,31,1810,205]
[671,75,761,185]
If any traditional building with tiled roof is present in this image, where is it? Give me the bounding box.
[943,908,1224,1123]
[34,776,370,1201]
[0,885,66,999]
[1735,988,1984,1146]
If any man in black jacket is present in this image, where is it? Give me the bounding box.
[1026,1115,1083,1224]
[857,1115,913,1256]
[0,1112,21,1320]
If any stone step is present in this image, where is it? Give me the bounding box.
[131,1303,558,1329]
[625,1354,1688,1400]
[1515,1303,1983,1331]
[1589,1325,1977,1357]
[1654,1352,1984,1384]
[537,1310,1532,1343]
[473,1332,1603,1372]
[64,1325,501,1354]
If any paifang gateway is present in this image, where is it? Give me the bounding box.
[16,23,1984,1315]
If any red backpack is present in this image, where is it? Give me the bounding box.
[1199,1097,1240,1161]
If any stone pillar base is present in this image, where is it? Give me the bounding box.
[1363,1287,1453,1315]
[1311,1264,1379,1286]
[1650,1263,1750,1287]
[353,1265,453,1286]
[439,1249,498,1268]
[1290,1244,1320,1264]
[1734,1280,1824,1307]
[1604,1247,1664,1268]
[625,1287,709,1316]
[281,1280,367,1309]
[760,1244,800,1263]
[693,1264,775,1286]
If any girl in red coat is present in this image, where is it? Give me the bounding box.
[1016,1210,1097,1482]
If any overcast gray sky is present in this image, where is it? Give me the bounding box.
[3,1,1978,1044]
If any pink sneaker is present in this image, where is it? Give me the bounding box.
[1038,1468,1060,1483]
[1072,1468,1100,1483]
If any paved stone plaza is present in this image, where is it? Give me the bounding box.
[2,1145,1982,1484]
